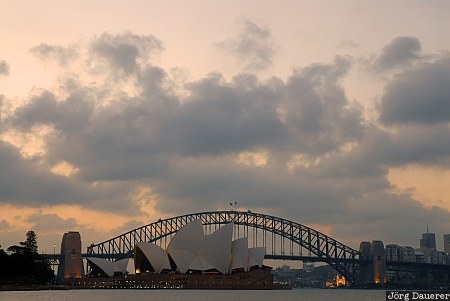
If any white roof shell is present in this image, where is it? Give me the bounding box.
[196,222,233,274]
[168,219,205,253]
[248,247,265,268]
[135,242,171,273]
[115,258,135,275]
[230,237,249,272]
[166,220,234,274]
[87,257,115,277]
[167,219,205,273]
[130,219,265,275]
[86,257,135,277]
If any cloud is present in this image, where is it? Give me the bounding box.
[0,140,87,206]
[373,36,422,71]
[0,60,10,76]
[338,39,359,50]
[0,219,10,230]
[88,31,163,75]
[0,95,4,121]
[5,31,450,250]
[29,43,78,66]
[331,192,450,247]
[5,49,372,230]
[12,89,94,135]
[111,220,146,235]
[217,20,276,70]
[26,212,79,232]
[379,57,450,125]
[171,73,288,156]
[280,56,363,154]
[10,56,363,183]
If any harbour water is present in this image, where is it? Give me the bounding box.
[0,288,385,301]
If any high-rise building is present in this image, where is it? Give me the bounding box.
[386,244,400,261]
[400,246,415,262]
[420,223,436,250]
[444,234,450,254]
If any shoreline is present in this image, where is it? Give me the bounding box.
[0,285,70,291]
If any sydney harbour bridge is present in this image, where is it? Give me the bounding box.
[50,210,450,286]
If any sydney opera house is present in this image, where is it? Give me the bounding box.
[64,220,280,289]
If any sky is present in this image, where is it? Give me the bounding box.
[1,0,450,255]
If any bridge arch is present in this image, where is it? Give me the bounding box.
[87,210,360,283]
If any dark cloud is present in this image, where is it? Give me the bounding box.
[380,57,450,125]
[0,141,84,206]
[29,44,78,66]
[374,36,422,71]
[26,212,79,232]
[89,31,163,75]
[280,56,363,154]
[6,51,372,231]
[111,220,146,235]
[376,124,450,167]
[332,192,450,248]
[151,155,353,222]
[12,89,94,135]
[217,20,276,70]
[5,32,450,249]
[11,56,363,183]
[172,73,287,155]
[0,60,10,76]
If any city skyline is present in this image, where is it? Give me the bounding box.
[1,1,450,254]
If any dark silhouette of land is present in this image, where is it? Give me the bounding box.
[0,231,54,290]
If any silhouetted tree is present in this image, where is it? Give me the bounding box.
[0,231,54,286]
[20,230,38,253]
[6,245,25,254]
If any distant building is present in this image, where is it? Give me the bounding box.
[415,250,425,263]
[385,244,400,281]
[438,251,448,265]
[420,233,436,250]
[416,247,444,264]
[303,262,315,272]
[420,224,436,250]
[444,234,450,254]
[386,244,400,261]
[400,246,415,262]
[386,244,416,283]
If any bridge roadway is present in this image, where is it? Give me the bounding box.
[47,210,450,284]
[44,253,450,275]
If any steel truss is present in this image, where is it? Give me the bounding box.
[87,210,360,283]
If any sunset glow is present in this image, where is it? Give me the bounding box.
[1,1,450,254]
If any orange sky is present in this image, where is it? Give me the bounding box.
[1,0,450,255]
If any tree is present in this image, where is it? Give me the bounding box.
[20,230,38,253]
[1,230,54,285]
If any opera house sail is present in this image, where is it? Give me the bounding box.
[131,219,264,276]
[66,220,280,289]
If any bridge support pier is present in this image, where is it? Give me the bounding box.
[359,241,386,287]
[57,231,84,282]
